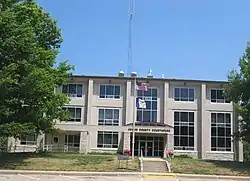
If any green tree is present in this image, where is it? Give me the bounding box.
[243,141,250,162]
[0,0,73,139]
[225,42,250,142]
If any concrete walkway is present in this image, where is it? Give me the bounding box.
[142,157,165,161]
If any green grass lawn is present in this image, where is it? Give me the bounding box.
[0,152,139,172]
[171,156,250,176]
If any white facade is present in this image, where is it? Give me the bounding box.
[8,75,244,161]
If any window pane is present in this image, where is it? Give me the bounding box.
[225,114,231,123]
[104,133,112,144]
[152,111,157,122]
[143,111,150,122]
[74,135,80,142]
[211,138,216,147]
[105,109,113,119]
[99,109,104,119]
[114,109,119,119]
[69,84,76,94]
[180,136,188,146]
[152,101,157,110]
[189,88,194,100]
[68,135,73,142]
[106,85,113,96]
[211,113,216,123]
[68,108,75,118]
[100,85,105,96]
[189,137,194,147]
[226,128,231,136]
[113,133,118,144]
[211,127,216,136]
[211,89,217,101]
[152,88,157,98]
[146,101,151,109]
[217,113,224,123]
[174,136,180,146]
[180,126,188,135]
[97,133,103,144]
[62,85,68,93]
[218,127,225,136]
[114,86,120,96]
[174,88,180,99]
[181,88,189,100]
[174,126,179,135]
[77,84,83,96]
[189,112,194,122]
[226,138,231,148]
[180,112,188,122]
[189,127,194,135]
[218,138,225,147]
[75,108,81,119]
[174,112,179,122]
[137,110,142,121]
[217,90,224,100]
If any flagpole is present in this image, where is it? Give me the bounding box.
[132,73,137,159]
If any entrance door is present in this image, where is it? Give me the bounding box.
[139,141,146,156]
[147,141,153,156]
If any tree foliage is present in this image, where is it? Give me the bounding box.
[244,141,250,162]
[225,42,250,142]
[0,0,73,138]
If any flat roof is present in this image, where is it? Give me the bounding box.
[71,74,228,84]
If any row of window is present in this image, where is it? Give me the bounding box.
[21,111,232,152]
[174,112,232,151]
[60,84,230,103]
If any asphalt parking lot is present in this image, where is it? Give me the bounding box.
[0,174,244,181]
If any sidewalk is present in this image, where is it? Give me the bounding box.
[0,169,250,180]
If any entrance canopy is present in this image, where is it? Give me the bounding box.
[126,122,174,134]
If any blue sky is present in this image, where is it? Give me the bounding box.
[36,0,250,81]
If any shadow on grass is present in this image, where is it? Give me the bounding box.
[204,160,250,176]
[0,152,43,170]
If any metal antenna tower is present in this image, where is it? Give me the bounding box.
[127,0,135,76]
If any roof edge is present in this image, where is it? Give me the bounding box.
[70,74,228,84]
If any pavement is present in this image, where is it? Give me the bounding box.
[0,170,249,181]
[0,174,246,181]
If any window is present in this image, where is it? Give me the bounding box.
[97,131,118,148]
[174,111,194,150]
[63,107,82,122]
[98,108,119,126]
[99,85,120,99]
[62,84,83,97]
[137,88,157,122]
[174,87,194,102]
[20,134,36,145]
[211,89,230,103]
[65,134,80,147]
[211,113,232,151]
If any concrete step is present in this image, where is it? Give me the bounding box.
[143,160,167,172]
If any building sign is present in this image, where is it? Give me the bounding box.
[127,128,170,133]
[118,155,129,160]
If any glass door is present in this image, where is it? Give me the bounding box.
[139,141,146,156]
[146,141,153,156]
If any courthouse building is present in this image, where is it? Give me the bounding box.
[8,73,243,161]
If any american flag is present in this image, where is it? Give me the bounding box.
[136,82,149,91]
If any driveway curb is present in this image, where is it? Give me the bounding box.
[0,170,250,180]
